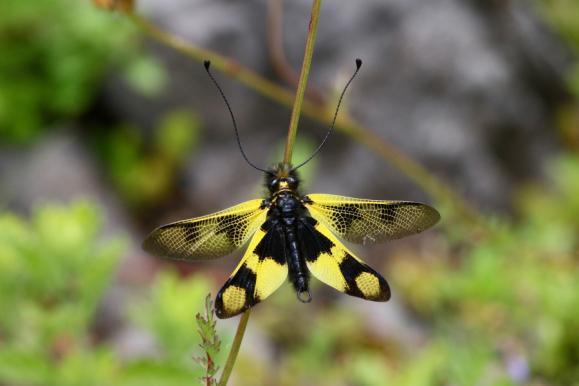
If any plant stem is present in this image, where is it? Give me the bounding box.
[130,13,298,111]
[216,310,251,386]
[216,2,322,385]
[266,0,325,105]
[130,11,483,228]
[283,0,322,166]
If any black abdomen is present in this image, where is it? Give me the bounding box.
[272,192,311,302]
[284,222,311,302]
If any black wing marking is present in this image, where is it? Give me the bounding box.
[215,220,288,318]
[299,217,390,301]
[305,194,440,245]
[143,199,267,260]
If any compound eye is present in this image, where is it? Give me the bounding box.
[286,177,298,188]
[269,178,279,189]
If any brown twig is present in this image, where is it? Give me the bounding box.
[129,9,484,228]
[267,0,326,105]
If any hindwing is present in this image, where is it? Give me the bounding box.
[215,220,288,318]
[299,217,390,301]
[305,194,440,245]
[143,199,267,260]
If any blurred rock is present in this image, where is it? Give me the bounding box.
[346,292,427,350]
[103,0,569,213]
[114,325,160,360]
[0,133,110,210]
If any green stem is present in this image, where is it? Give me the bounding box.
[216,2,323,385]
[283,0,322,166]
[130,11,484,229]
[216,310,251,386]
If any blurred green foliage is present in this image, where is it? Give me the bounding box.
[123,55,168,98]
[0,202,122,385]
[93,109,201,210]
[541,0,579,47]
[396,156,579,385]
[0,202,224,386]
[539,1,579,93]
[226,154,579,386]
[539,0,579,149]
[1,157,578,385]
[0,0,142,142]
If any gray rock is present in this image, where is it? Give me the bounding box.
[104,0,569,212]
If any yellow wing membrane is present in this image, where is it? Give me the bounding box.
[143,199,267,260]
[305,194,440,245]
[216,221,288,318]
[299,217,390,301]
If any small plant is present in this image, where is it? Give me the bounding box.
[0,202,221,386]
[193,295,221,386]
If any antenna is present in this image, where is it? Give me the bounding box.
[292,58,362,171]
[203,61,270,174]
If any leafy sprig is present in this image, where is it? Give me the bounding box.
[193,295,221,386]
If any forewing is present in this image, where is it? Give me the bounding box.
[143,199,267,260]
[215,221,288,318]
[305,194,440,245]
[300,217,390,301]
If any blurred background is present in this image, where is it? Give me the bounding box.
[1,0,578,385]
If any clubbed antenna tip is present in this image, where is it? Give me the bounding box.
[355,58,362,69]
[204,60,211,70]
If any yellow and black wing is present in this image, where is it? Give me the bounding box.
[304,194,440,245]
[143,199,267,260]
[300,217,390,301]
[215,220,287,318]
